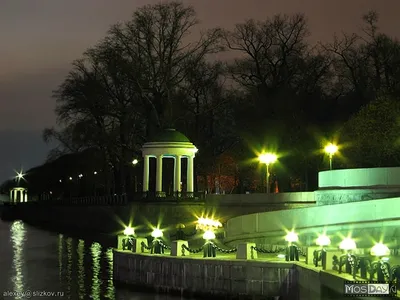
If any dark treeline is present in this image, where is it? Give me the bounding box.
[3,3,400,197]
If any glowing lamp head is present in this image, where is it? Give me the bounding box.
[285,231,299,243]
[259,153,277,165]
[151,228,163,238]
[370,243,390,257]
[132,159,138,165]
[339,238,356,251]
[324,143,338,156]
[316,234,331,247]
[123,227,135,236]
[196,217,222,231]
[17,173,23,179]
[203,230,216,240]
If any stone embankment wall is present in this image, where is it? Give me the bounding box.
[113,251,299,299]
[113,251,361,300]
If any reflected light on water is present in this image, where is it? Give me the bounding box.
[58,234,63,280]
[10,220,26,300]
[105,248,116,300]
[91,242,102,300]
[66,237,73,295]
[77,239,85,300]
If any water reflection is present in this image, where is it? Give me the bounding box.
[1,222,190,300]
[10,220,26,300]
[58,234,63,280]
[66,237,73,296]
[77,239,85,300]
[56,234,118,300]
[105,248,116,300]
[91,242,102,300]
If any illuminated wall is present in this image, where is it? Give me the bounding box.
[225,197,400,248]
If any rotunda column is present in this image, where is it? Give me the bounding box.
[24,189,28,202]
[187,155,194,193]
[174,155,182,192]
[156,155,163,192]
[143,155,150,192]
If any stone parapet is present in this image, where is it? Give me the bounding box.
[315,188,400,205]
[113,251,368,299]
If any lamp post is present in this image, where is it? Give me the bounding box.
[203,230,216,258]
[324,143,338,170]
[285,231,299,261]
[151,228,164,254]
[370,243,391,281]
[119,226,135,251]
[314,234,331,267]
[132,159,138,192]
[339,237,357,277]
[258,153,277,194]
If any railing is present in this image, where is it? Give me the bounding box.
[141,191,205,201]
[34,191,206,206]
[333,252,400,284]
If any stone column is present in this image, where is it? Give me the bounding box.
[143,155,150,192]
[187,156,194,192]
[156,155,163,192]
[9,189,13,202]
[174,155,182,192]
[24,190,28,202]
[20,190,23,202]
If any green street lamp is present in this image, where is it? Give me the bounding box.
[258,153,277,194]
[314,234,331,267]
[339,237,357,276]
[132,159,139,192]
[370,243,391,281]
[324,143,338,170]
[285,231,299,261]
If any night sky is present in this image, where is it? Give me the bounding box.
[1,0,399,183]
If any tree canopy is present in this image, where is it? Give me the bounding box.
[341,97,400,167]
[6,4,400,197]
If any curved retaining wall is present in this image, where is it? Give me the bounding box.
[318,167,400,189]
[225,197,400,248]
[315,188,400,205]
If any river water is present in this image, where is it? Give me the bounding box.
[0,220,190,300]
[0,220,358,300]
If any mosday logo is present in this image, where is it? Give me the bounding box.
[368,283,390,294]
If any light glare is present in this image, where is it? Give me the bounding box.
[151,228,163,238]
[316,234,331,246]
[324,143,338,156]
[258,153,277,165]
[370,243,390,257]
[196,217,222,231]
[123,227,135,236]
[203,230,216,240]
[339,238,356,250]
[285,231,299,243]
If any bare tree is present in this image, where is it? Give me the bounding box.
[107,1,224,136]
[324,11,400,104]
